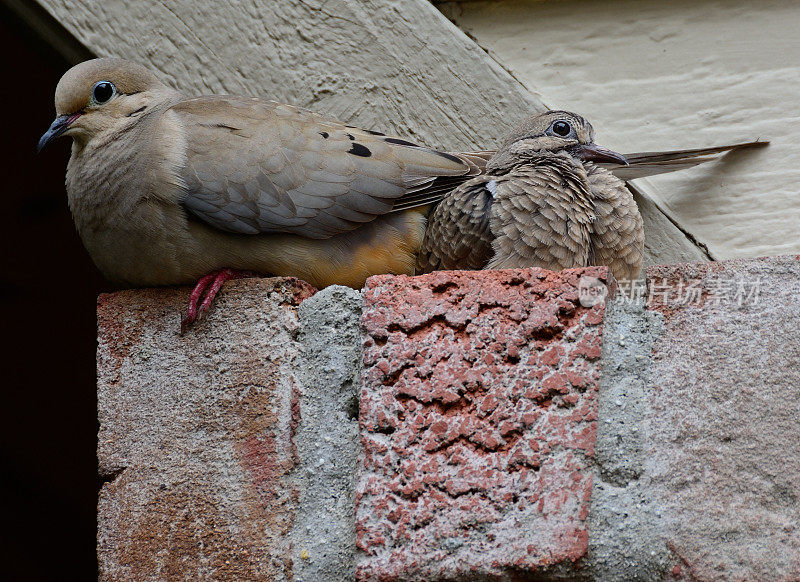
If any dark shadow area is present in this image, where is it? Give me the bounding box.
[0,2,105,579]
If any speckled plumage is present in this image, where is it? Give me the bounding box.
[417,111,644,281]
[584,163,644,281]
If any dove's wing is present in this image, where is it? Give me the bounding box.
[405,141,768,211]
[455,142,768,182]
[172,96,481,239]
[391,151,492,212]
[416,176,496,274]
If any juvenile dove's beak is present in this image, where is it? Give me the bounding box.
[579,143,628,166]
[38,113,81,152]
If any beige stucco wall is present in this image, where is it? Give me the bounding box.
[439,0,799,259]
[35,0,544,150]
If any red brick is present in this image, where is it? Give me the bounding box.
[356,267,610,581]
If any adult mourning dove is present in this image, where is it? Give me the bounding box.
[416,110,767,282]
[38,58,486,329]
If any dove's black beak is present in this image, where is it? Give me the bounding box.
[38,113,81,153]
[578,143,629,166]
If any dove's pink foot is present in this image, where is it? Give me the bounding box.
[181,268,259,333]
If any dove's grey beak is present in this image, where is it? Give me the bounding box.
[578,143,629,166]
[38,113,81,153]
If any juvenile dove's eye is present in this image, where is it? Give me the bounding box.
[92,81,116,104]
[551,121,572,137]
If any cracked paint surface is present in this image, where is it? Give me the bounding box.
[355,267,608,581]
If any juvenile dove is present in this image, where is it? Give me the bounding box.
[38,58,485,328]
[417,110,767,281]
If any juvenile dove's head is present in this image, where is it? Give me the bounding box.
[489,110,628,169]
[38,58,176,152]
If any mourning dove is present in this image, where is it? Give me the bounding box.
[41,59,764,328]
[38,58,485,329]
[416,110,767,281]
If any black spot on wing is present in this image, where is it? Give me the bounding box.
[346,133,355,140]
[348,143,372,157]
[364,129,385,136]
[383,137,420,147]
[436,151,466,165]
[319,131,329,139]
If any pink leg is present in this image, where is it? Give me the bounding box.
[182,272,218,329]
[181,269,258,333]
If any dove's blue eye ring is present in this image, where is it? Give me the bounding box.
[92,81,116,104]
[550,120,572,137]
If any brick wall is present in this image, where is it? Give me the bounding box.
[97,256,800,581]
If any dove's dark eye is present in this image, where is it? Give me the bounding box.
[551,120,572,137]
[92,81,116,104]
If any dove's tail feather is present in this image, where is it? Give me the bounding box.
[389,141,768,212]
[605,140,769,180]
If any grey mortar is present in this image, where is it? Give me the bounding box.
[586,299,671,581]
[291,285,365,582]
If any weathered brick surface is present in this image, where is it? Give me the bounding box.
[96,257,800,582]
[97,278,314,582]
[356,267,610,581]
[644,256,800,581]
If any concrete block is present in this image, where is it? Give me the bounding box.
[95,256,800,581]
[643,256,800,581]
[356,267,611,581]
[97,278,313,581]
[588,255,800,581]
[589,299,674,581]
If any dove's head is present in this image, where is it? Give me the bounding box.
[490,110,627,169]
[38,58,176,152]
